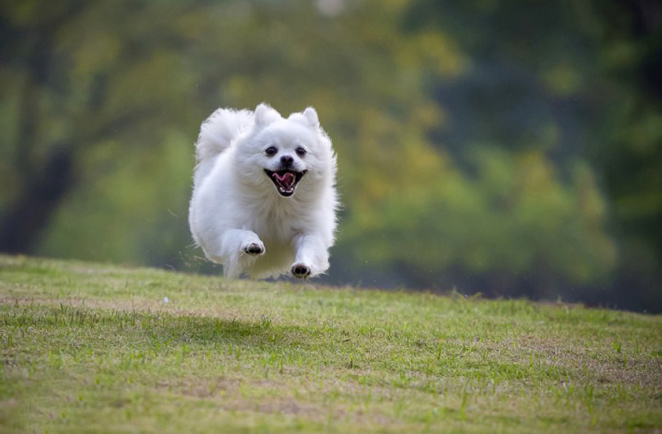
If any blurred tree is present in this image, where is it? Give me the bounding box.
[0,2,86,252]
[402,0,661,309]
[0,0,657,311]
[0,0,202,254]
[587,0,662,311]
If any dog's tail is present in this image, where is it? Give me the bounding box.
[193,108,254,185]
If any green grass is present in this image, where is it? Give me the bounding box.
[1,255,661,433]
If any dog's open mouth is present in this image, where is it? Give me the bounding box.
[264,169,306,197]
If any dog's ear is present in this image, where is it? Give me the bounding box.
[302,107,319,127]
[254,103,280,128]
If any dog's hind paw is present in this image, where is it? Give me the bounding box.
[291,263,311,279]
[243,243,265,255]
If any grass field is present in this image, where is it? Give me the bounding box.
[1,254,661,433]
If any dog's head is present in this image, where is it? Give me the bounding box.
[236,104,335,198]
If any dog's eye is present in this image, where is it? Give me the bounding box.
[296,147,307,157]
[265,146,278,157]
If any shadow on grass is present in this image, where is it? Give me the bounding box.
[146,313,309,346]
[2,302,317,351]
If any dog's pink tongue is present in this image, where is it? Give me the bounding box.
[275,172,295,189]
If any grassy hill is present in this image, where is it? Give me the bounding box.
[1,255,660,433]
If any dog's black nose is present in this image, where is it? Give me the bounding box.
[280,155,294,166]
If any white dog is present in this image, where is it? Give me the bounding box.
[189,103,338,279]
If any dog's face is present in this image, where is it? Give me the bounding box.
[236,104,334,198]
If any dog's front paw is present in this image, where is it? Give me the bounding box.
[291,263,311,279]
[243,242,265,256]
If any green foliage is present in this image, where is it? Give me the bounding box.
[0,0,659,310]
[399,0,661,304]
[40,133,193,265]
[341,146,616,290]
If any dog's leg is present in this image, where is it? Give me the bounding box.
[221,229,265,255]
[291,234,329,279]
[220,229,265,278]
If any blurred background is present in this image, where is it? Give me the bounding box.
[1,0,660,312]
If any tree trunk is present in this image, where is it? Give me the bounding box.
[0,148,75,254]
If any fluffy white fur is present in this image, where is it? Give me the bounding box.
[189,103,338,279]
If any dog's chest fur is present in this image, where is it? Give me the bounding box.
[240,194,310,276]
